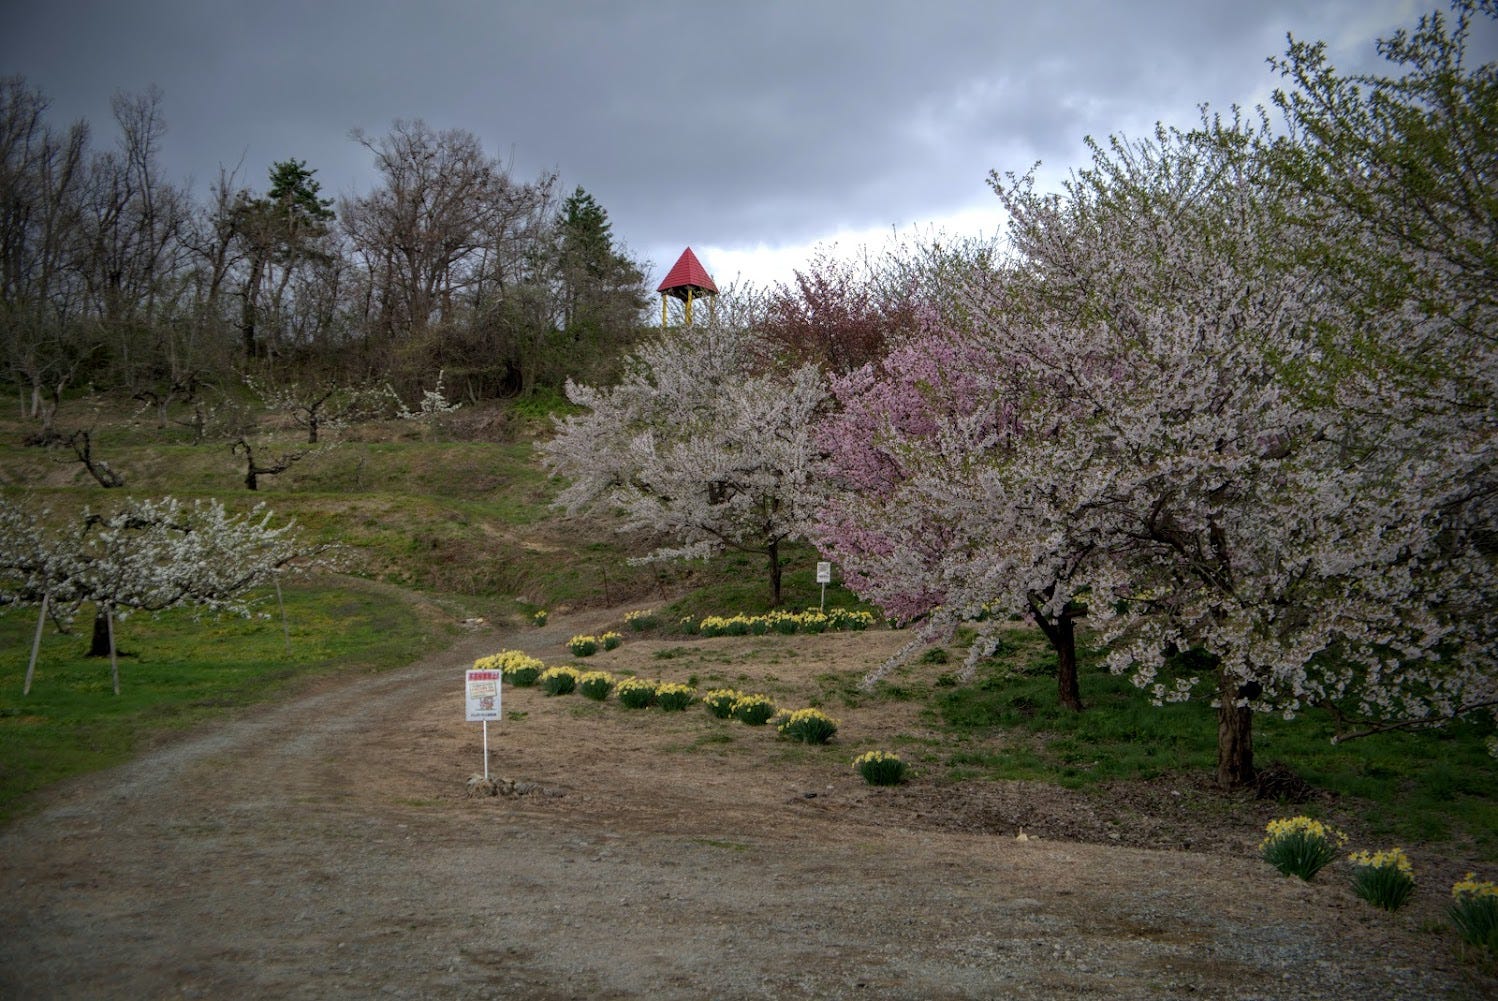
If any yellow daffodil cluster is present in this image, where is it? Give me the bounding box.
[653,682,696,710]
[577,670,615,700]
[623,609,659,629]
[1259,816,1348,852]
[691,608,875,638]
[779,707,839,729]
[473,649,544,674]
[615,677,658,708]
[567,634,599,656]
[777,707,840,744]
[600,631,623,650]
[851,750,902,769]
[729,693,776,725]
[537,665,580,695]
[1452,873,1498,900]
[702,688,741,717]
[851,749,907,785]
[1348,847,1414,879]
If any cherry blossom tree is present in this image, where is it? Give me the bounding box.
[540,323,826,606]
[820,84,1492,787]
[0,496,318,693]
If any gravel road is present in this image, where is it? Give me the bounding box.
[2,609,1492,999]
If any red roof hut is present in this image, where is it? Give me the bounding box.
[657,246,718,327]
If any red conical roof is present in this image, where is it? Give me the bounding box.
[657,246,718,299]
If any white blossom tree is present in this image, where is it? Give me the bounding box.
[540,323,826,606]
[0,496,319,694]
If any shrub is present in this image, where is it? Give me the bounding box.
[568,635,599,657]
[600,631,623,651]
[475,650,543,687]
[1347,848,1415,911]
[1260,816,1347,880]
[777,707,840,744]
[616,677,658,709]
[730,694,776,726]
[538,666,579,696]
[1449,873,1498,951]
[578,671,615,701]
[852,750,907,786]
[654,682,696,711]
[702,688,740,719]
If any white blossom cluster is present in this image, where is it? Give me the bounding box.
[0,496,316,625]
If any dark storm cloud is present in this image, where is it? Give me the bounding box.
[5,0,1484,284]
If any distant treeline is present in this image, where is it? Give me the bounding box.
[1,77,654,421]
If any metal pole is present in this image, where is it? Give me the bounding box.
[482,721,489,780]
[24,592,48,695]
[106,604,120,696]
[274,578,291,655]
[820,582,827,613]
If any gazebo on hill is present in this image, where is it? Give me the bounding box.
[657,246,718,327]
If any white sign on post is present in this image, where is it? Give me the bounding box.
[466,668,502,781]
[465,669,502,721]
[816,562,831,584]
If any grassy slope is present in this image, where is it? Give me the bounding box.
[2,394,1494,860]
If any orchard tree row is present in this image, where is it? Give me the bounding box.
[545,2,1497,788]
[1,84,651,439]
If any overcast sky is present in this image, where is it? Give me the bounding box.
[5,1,1492,290]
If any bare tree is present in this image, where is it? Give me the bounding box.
[65,429,126,488]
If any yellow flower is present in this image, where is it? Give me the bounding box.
[473,649,544,673]
[1452,873,1498,899]
[1348,847,1414,879]
[1259,815,1348,851]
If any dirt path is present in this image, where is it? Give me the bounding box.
[2,608,1492,1000]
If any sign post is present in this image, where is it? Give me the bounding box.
[816,561,831,612]
[465,669,502,779]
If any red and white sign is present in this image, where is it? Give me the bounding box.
[465,669,502,722]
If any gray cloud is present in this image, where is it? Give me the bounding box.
[6,0,1489,284]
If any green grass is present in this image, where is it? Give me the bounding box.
[932,628,1498,854]
[0,578,445,823]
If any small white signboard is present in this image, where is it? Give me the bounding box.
[465,669,502,722]
[816,561,832,584]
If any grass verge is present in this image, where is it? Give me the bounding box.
[932,627,1498,856]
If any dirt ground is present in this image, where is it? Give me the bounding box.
[2,606,1494,1000]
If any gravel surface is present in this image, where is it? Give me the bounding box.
[2,608,1493,999]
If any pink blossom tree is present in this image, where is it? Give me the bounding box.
[814,325,1097,711]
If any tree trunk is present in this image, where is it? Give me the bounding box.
[1053,612,1083,712]
[1030,599,1084,711]
[767,540,782,608]
[1216,667,1256,789]
[88,607,112,657]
